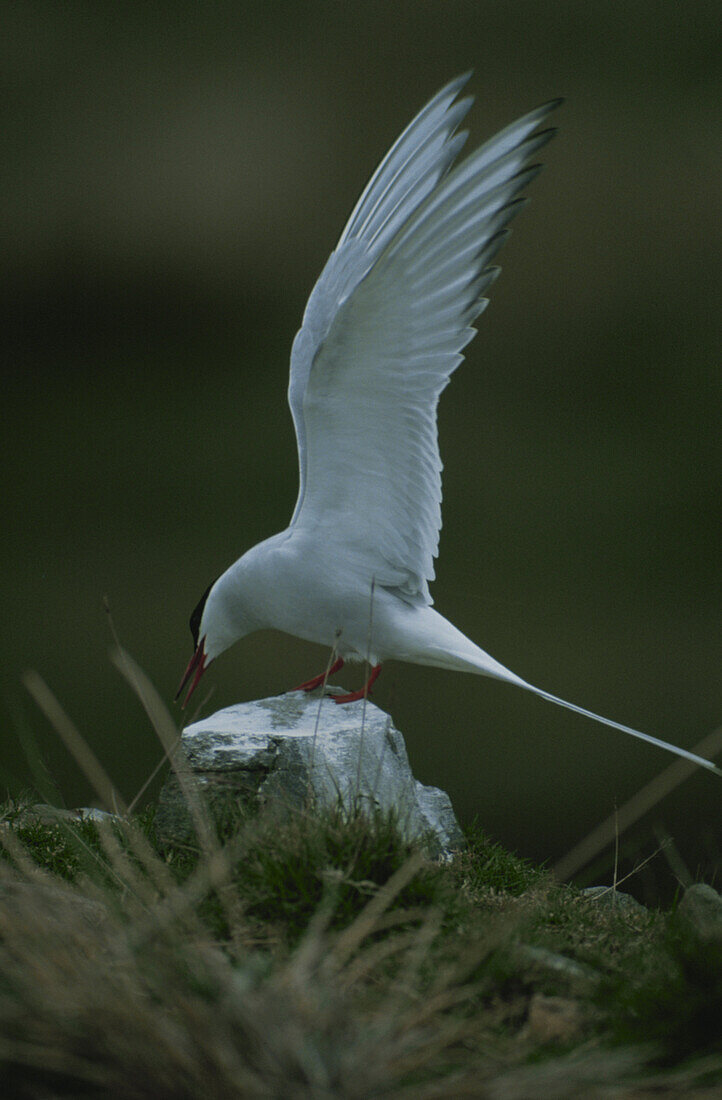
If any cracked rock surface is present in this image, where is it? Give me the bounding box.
[156,688,464,858]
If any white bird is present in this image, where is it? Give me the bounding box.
[177,74,720,776]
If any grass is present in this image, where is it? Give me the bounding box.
[229,803,453,945]
[1,658,721,1096]
[605,915,722,1063]
[2,795,722,1097]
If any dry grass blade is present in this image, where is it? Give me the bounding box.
[340,918,438,990]
[24,660,190,899]
[126,748,175,817]
[22,670,127,815]
[0,1037,111,1088]
[109,647,252,946]
[0,825,55,882]
[309,630,342,770]
[554,724,722,881]
[385,906,444,1004]
[125,831,246,950]
[654,826,693,889]
[109,815,178,896]
[331,850,426,966]
[89,817,160,911]
[110,645,216,858]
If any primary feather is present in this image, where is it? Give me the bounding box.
[289,74,559,606]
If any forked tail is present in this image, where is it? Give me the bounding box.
[521,680,721,776]
[439,635,721,776]
[411,611,720,775]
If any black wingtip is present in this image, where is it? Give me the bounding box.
[455,68,475,87]
[435,71,474,100]
[528,98,564,125]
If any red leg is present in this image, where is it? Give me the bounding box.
[332,664,382,704]
[293,657,344,692]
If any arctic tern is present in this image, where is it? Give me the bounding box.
[177,74,719,776]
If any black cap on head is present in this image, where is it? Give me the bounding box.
[190,582,214,649]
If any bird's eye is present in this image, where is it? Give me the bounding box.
[189,582,214,648]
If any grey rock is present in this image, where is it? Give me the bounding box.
[677,883,722,937]
[11,804,122,827]
[75,807,121,824]
[580,886,645,912]
[156,688,465,858]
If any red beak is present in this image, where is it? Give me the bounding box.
[175,638,208,708]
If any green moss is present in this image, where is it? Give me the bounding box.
[605,920,722,1062]
[451,819,547,896]
[1,808,106,882]
[230,804,452,943]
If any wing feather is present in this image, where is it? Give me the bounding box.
[287,78,560,602]
[338,72,474,248]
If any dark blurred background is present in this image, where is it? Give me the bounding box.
[4,1,720,901]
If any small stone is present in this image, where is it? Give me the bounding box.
[75,807,121,823]
[156,689,465,858]
[677,883,722,938]
[16,805,121,827]
[525,993,584,1044]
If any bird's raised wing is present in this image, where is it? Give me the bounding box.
[288,76,560,602]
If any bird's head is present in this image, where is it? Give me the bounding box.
[176,558,259,708]
[175,577,238,707]
[175,582,214,708]
[174,558,259,704]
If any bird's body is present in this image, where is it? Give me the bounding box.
[177,74,719,777]
[211,527,521,679]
